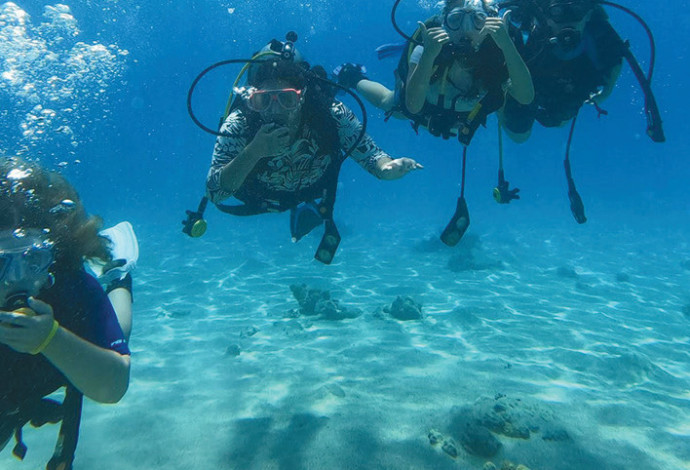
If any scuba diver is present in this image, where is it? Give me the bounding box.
[498,0,665,223]
[335,0,534,246]
[185,33,422,264]
[0,158,131,470]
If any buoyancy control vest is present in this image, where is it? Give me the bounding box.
[1,350,83,470]
[524,6,624,126]
[390,16,509,143]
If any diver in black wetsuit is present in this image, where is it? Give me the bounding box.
[500,0,624,141]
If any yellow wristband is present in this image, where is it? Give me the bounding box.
[31,320,59,355]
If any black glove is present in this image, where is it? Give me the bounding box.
[333,63,368,89]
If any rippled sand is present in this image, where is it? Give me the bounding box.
[6,216,690,470]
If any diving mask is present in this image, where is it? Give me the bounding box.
[0,229,54,286]
[444,5,489,33]
[546,1,592,24]
[236,87,304,113]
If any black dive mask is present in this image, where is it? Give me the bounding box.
[550,27,582,52]
[547,1,591,24]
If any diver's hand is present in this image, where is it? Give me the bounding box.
[0,297,57,355]
[418,22,449,60]
[248,123,291,157]
[379,157,424,180]
[483,10,513,50]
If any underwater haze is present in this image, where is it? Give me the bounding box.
[2,0,689,469]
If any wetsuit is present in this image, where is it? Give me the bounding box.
[1,270,129,455]
[502,9,624,132]
[207,101,391,209]
[395,29,509,141]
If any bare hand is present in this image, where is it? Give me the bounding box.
[249,123,291,157]
[418,22,449,60]
[482,10,513,50]
[380,157,424,180]
[0,297,56,354]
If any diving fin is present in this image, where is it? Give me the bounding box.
[567,184,587,224]
[564,159,587,224]
[290,202,324,242]
[314,220,341,265]
[441,197,470,246]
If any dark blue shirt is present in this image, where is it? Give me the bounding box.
[1,270,129,410]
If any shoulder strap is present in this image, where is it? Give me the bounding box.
[47,386,83,470]
[457,86,506,146]
[6,385,83,470]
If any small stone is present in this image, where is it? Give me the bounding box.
[388,296,423,321]
[542,427,570,442]
[290,283,330,316]
[285,308,300,319]
[289,284,360,320]
[516,465,531,470]
[441,438,458,458]
[483,463,498,470]
[225,344,241,357]
[556,266,578,279]
[501,462,516,470]
[428,429,444,446]
[239,326,258,338]
[460,422,502,457]
[372,307,386,319]
[502,422,530,439]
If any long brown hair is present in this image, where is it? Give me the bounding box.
[247,59,340,155]
[0,158,110,273]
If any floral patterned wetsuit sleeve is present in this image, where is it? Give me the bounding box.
[332,101,391,178]
[206,110,249,204]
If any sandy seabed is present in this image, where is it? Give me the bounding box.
[5,215,690,470]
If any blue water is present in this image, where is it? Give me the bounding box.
[2,1,689,469]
